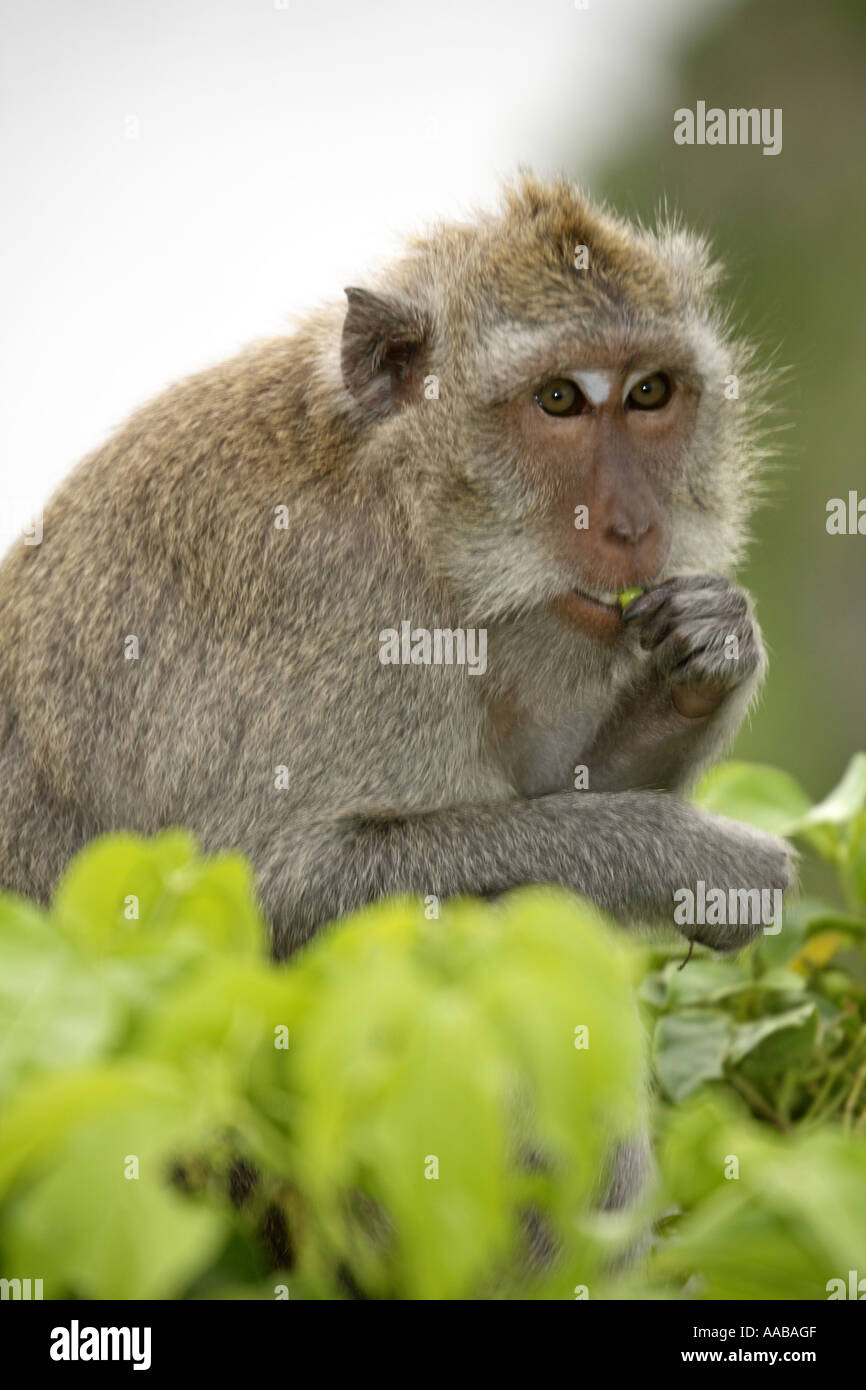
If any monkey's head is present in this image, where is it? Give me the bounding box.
[339,175,766,644]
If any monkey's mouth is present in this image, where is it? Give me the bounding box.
[551,583,624,641]
[574,583,621,608]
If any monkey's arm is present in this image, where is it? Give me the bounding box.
[581,575,765,795]
[262,786,791,958]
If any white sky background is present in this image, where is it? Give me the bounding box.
[0,0,731,549]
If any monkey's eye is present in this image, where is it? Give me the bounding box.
[626,372,672,410]
[535,378,587,416]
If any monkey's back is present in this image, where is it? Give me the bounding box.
[0,326,500,905]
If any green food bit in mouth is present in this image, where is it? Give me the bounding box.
[617,587,644,610]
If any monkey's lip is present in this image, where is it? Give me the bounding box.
[551,585,624,641]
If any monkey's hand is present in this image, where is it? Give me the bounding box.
[622,573,764,718]
[583,575,765,795]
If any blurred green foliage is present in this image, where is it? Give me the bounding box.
[597,0,866,803]
[0,837,646,1300]
[2,752,866,1300]
[646,1092,866,1301]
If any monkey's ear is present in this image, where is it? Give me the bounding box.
[341,286,429,416]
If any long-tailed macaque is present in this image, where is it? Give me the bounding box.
[0,181,792,1220]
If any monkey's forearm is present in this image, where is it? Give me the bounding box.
[262,788,790,957]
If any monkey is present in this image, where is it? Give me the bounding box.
[0,175,793,1226]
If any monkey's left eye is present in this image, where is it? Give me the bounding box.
[535,378,586,416]
[626,372,672,410]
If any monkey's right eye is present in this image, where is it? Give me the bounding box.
[535,378,586,416]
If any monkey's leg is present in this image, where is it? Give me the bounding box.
[259,789,793,958]
[601,1131,655,1212]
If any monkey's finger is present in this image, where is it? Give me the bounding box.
[688,914,764,952]
[651,614,755,672]
[622,575,731,628]
[625,573,729,617]
[634,592,747,652]
[666,627,760,684]
[647,622,701,669]
[671,645,760,689]
[653,573,730,592]
[620,588,669,625]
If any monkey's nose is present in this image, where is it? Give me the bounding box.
[604,515,654,547]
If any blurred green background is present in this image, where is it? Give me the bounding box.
[595,0,865,799]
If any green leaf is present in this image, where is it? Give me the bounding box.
[727,1002,818,1074]
[279,887,645,1296]
[0,896,130,1101]
[654,1010,732,1100]
[53,831,267,962]
[640,957,746,1013]
[653,1094,866,1300]
[693,762,812,835]
[796,753,866,831]
[0,1065,227,1298]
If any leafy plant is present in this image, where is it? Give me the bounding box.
[1,754,865,1299]
[644,1090,866,1301]
[641,754,866,1133]
[0,842,644,1299]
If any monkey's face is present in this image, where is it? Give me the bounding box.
[418,304,711,643]
[340,181,751,644]
[499,351,700,643]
